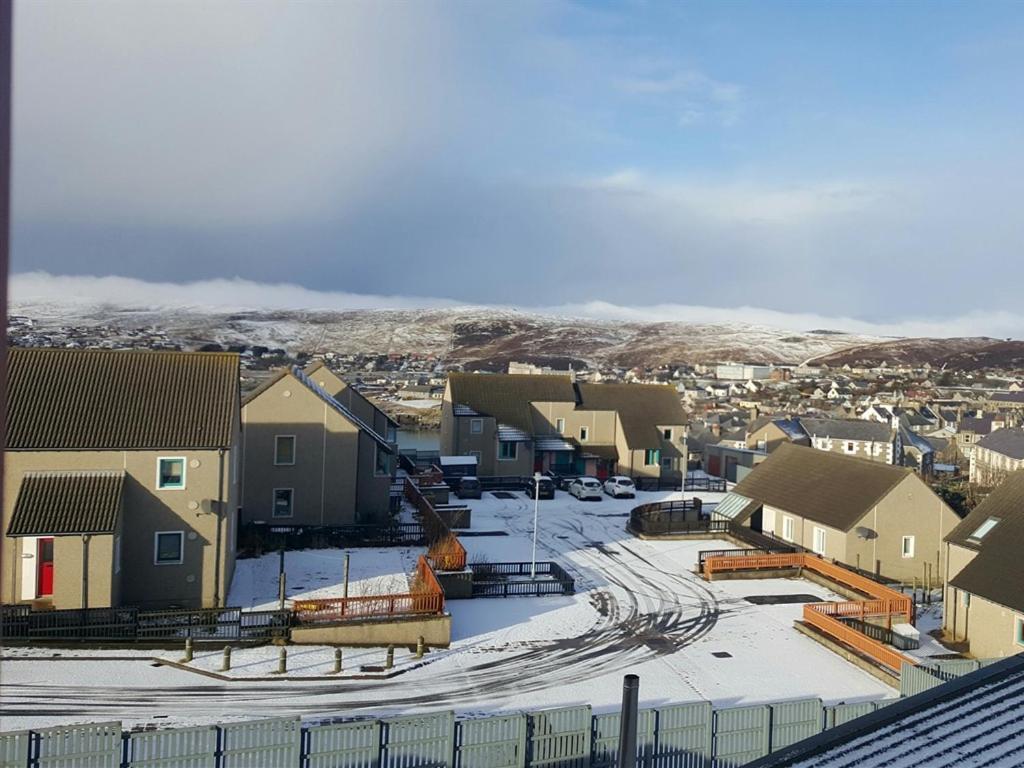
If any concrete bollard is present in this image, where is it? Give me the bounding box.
[333,648,343,674]
[416,636,425,659]
[276,646,287,675]
[386,645,394,670]
[220,645,232,672]
[183,637,194,663]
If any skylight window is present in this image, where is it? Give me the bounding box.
[969,517,1000,542]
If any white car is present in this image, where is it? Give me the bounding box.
[603,476,636,498]
[568,476,603,500]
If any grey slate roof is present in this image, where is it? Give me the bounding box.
[959,416,994,435]
[946,469,1024,612]
[577,383,686,449]
[7,349,239,450]
[7,471,125,536]
[991,391,1024,404]
[800,417,893,443]
[731,443,913,532]
[748,654,1024,768]
[974,426,1024,460]
[447,373,577,433]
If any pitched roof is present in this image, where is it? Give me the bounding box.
[7,471,125,536]
[292,367,394,451]
[960,416,994,435]
[447,373,577,433]
[577,383,686,449]
[991,391,1024,403]
[7,349,239,450]
[975,427,1024,460]
[946,469,1024,612]
[799,417,893,443]
[732,443,913,531]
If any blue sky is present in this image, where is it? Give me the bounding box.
[10,1,1024,336]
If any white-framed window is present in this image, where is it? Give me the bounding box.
[157,457,186,490]
[273,488,294,518]
[961,591,971,608]
[757,439,767,451]
[663,428,673,440]
[274,435,296,465]
[375,444,391,476]
[644,449,660,466]
[555,418,565,434]
[153,531,184,565]
[470,418,483,434]
[901,535,915,559]
[782,516,795,542]
[845,441,856,453]
[498,441,518,461]
[579,426,589,442]
[1016,616,1024,648]
[969,516,1000,542]
[812,526,827,555]
[113,535,121,575]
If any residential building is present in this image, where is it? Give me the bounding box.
[241,363,397,527]
[440,374,687,479]
[2,349,240,610]
[955,414,1001,459]
[800,417,901,465]
[745,417,810,453]
[943,469,1024,658]
[968,427,1024,485]
[721,443,960,581]
[715,363,772,380]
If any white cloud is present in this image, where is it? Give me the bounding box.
[11,272,1023,340]
[614,69,743,127]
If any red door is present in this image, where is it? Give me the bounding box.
[37,538,54,597]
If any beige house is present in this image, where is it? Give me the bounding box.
[441,374,687,479]
[745,417,809,453]
[968,427,1024,486]
[723,443,961,582]
[241,363,396,527]
[2,349,240,610]
[943,470,1024,659]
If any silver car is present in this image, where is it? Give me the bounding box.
[603,475,636,498]
[568,476,603,500]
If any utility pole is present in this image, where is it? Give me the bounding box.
[531,472,541,579]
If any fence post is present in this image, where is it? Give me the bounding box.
[386,645,395,670]
[617,675,640,768]
[220,646,231,672]
[416,636,425,659]
[182,637,194,663]
[275,646,287,675]
[333,648,343,674]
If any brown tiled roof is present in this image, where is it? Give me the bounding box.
[447,373,577,433]
[6,348,239,450]
[7,471,125,536]
[731,443,913,531]
[947,469,1024,612]
[577,383,686,449]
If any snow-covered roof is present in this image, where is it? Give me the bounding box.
[496,424,531,442]
[535,437,576,451]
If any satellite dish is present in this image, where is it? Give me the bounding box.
[854,526,878,540]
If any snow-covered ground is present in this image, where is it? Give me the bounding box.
[1,488,916,731]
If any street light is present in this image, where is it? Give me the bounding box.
[531,471,541,579]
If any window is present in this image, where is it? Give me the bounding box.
[273,488,294,518]
[157,457,185,489]
[154,531,184,565]
[901,535,915,559]
[579,426,589,442]
[469,450,482,462]
[644,449,660,466]
[555,418,565,434]
[969,517,1000,542]
[662,457,673,469]
[375,444,391,476]
[274,435,295,465]
[961,591,971,608]
[812,526,827,555]
[845,441,856,453]
[470,418,483,434]
[782,516,794,542]
[498,441,518,461]
[663,428,673,440]
[1017,617,1024,648]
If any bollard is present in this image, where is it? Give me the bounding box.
[386,645,394,670]
[183,637,194,663]
[276,646,287,675]
[221,645,232,672]
[333,648,343,674]
[416,636,425,659]
[617,675,640,768]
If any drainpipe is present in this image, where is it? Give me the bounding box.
[81,534,91,610]
[213,448,225,608]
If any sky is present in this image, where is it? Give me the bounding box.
[9,1,1024,337]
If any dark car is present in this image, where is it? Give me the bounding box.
[525,475,556,500]
[455,476,482,500]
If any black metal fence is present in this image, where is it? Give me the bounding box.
[628,499,710,535]
[684,476,727,492]
[470,562,576,597]
[241,522,425,554]
[0,604,290,644]
[841,616,921,651]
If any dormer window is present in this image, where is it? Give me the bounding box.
[969,517,1000,542]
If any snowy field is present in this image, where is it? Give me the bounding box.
[1,487,922,731]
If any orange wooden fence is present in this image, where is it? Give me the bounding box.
[293,556,445,624]
[702,551,916,673]
[404,477,468,571]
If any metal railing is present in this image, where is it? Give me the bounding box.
[293,555,444,624]
[404,478,468,571]
[629,499,711,536]
[469,562,576,598]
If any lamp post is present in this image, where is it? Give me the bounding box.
[531,471,541,579]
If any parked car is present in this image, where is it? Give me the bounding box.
[455,476,482,500]
[525,475,556,500]
[603,476,636,498]
[544,470,576,490]
[568,476,603,500]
